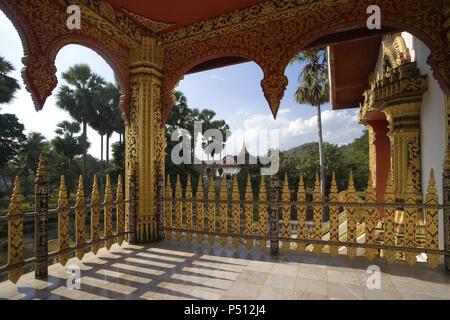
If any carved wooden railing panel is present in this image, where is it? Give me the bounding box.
[0,153,136,284]
[160,170,446,269]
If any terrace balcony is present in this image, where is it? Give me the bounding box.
[1,240,449,300]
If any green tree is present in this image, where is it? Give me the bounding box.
[17,132,49,197]
[292,48,329,197]
[0,113,25,194]
[0,56,20,104]
[279,130,369,196]
[165,91,230,186]
[107,140,125,181]
[51,121,84,198]
[55,63,106,186]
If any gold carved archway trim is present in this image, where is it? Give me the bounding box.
[161,0,449,125]
[0,0,133,122]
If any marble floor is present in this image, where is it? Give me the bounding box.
[0,240,449,300]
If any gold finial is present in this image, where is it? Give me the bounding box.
[186,175,192,200]
[208,176,215,200]
[8,176,22,215]
[220,176,227,200]
[196,175,203,199]
[232,175,239,200]
[367,172,375,194]
[76,176,84,199]
[297,175,306,201]
[427,169,437,195]
[166,175,172,190]
[385,171,394,195]
[282,173,290,201]
[245,173,252,201]
[117,175,123,190]
[330,172,338,194]
[58,176,68,207]
[348,171,356,192]
[175,174,182,198]
[36,152,47,177]
[91,175,99,199]
[259,176,266,201]
[313,171,321,195]
[59,175,66,192]
[11,176,21,201]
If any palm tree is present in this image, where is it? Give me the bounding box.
[52,121,84,198]
[90,81,122,164]
[292,48,330,196]
[99,82,121,165]
[0,56,20,104]
[90,108,108,162]
[55,64,106,187]
[18,132,49,197]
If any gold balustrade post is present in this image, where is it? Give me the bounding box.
[207,177,216,245]
[128,167,137,244]
[258,176,268,251]
[312,172,323,256]
[58,176,70,266]
[404,174,419,266]
[175,175,182,241]
[443,146,450,272]
[346,172,357,259]
[365,174,378,261]
[383,174,396,263]
[269,174,279,255]
[195,176,205,243]
[329,173,340,257]
[231,175,241,248]
[219,176,228,247]
[244,174,254,250]
[281,174,291,252]
[425,169,440,268]
[75,176,86,260]
[35,153,49,279]
[185,175,193,243]
[164,175,173,240]
[7,176,23,284]
[156,173,165,240]
[116,175,125,245]
[90,175,100,254]
[104,175,113,250]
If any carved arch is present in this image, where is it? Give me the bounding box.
[48,36,130,123]
[161,0,449,125]
[161,49,267,125]
[0,0,132,122]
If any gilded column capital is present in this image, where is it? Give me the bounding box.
[130,36,164,78]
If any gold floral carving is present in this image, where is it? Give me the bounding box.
[122,8,174,34]
[74,0,143,46]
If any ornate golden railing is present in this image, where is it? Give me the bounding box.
[159,170,445,269]
[0,154,136,284]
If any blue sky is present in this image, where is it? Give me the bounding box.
[0,10,365,160]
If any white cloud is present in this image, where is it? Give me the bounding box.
[220,109,365,156]
[209,74,225,81]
